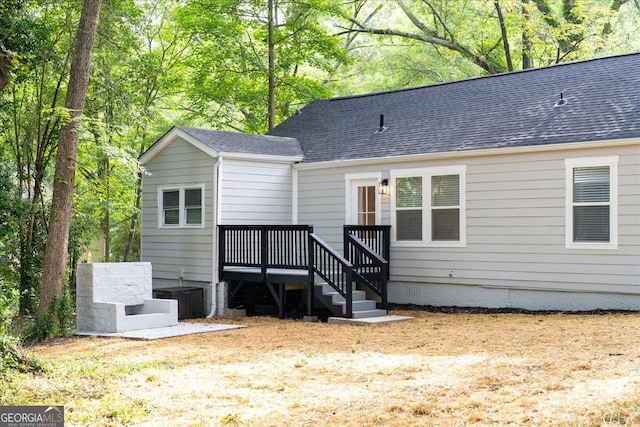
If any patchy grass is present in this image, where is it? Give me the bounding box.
[2,310,640,426]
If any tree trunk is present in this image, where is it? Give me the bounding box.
[522,0,533,69]
[0,44,12,91]
[267,0,275,130]
[39,0,102,317]
[494,0,513,71]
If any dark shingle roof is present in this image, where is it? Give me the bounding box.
[268,53,640,163]
[177,126,303,158]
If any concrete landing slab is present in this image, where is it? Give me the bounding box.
[327,315,414,326]
[75,322,245,340]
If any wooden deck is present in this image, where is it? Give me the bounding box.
[218,225,390,319]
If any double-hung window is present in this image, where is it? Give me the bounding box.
[565,156,618,249]
[392,166,466,246]
[159,186,204,227]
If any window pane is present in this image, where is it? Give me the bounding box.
[432,208,460,241]
[163,190,179,208]
[397,210,422,240]
[366,186,375,211]
[574,166,609,203]
[396,177,422,208]
[185,188,202,206]
[574,206,609,242]
[164,209,179,225]
[186,207,202,225]
[366,213,375,226]
[432,175,459,206]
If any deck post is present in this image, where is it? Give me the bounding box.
[307,229,315,316]
[260,226,268,276]
[345,269,353,318]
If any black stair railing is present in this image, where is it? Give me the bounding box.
[344,225,391,279]
[344,231,388,309]
[309,233,353,318]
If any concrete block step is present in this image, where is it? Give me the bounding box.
[351,309,388,319]
[336,299,377,313]
[321,289,367,304]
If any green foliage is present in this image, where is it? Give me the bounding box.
[0,334,42,375]
[0,278,19,336]
[177,0,349,132]
[0,276,41,375]
[22,284,74,344]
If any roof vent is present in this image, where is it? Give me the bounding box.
[375,114,387,133]
[554,92,568,108]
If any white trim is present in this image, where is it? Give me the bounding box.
[157,184,206,229]
[293,137,639,171]
[141,128,219,165]
[215,151,303,163]
[345,172,382,225]
[292,168,299,224]
[211,158,221,288]
[390,165,466,248]
[565,156,619,250]
[216,158,224,224]
[140,127,302,166]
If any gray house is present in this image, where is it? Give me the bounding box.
[140,52,640,318]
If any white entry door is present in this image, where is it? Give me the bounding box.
[348,178,380,225]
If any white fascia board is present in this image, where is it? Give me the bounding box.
[217,151,303,164]
[292,137,640,171]
[139,127,220,165]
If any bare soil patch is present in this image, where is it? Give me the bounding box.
[10,310,640,426]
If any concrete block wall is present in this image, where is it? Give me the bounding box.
[76,262,177,333]
[77,262,152,305]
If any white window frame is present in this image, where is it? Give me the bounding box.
[345,172,382,225]
[391,165,466,247]
[565,156,618,250]
[158,184,205,228]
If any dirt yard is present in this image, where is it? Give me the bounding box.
[10,309,640,426]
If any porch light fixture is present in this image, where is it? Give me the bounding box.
[379,179,390,195]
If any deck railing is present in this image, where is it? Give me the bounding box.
[309,233,353,318]
[344,225,391,278]
[344,229,389,309]
[218,225,313,280]
[218,224,390,318]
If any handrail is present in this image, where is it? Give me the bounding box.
[344,232,388,309]
[309,233,353,318]
[343,225,391,279]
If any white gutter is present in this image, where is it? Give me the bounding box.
[207,157,222,318]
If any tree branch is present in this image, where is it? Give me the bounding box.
[337,24,505,74]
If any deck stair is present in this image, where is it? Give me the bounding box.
[314,279,387,319]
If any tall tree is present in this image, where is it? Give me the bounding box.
[39,0,102,321]
[1,0,81,313]
[177,0,348,132]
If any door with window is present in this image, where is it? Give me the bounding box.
[348,178,380,226]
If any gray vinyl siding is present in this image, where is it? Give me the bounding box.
[296,143,640,300]
[297,168,349,246]
[141,137,215,283]
[219,159,293,224]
